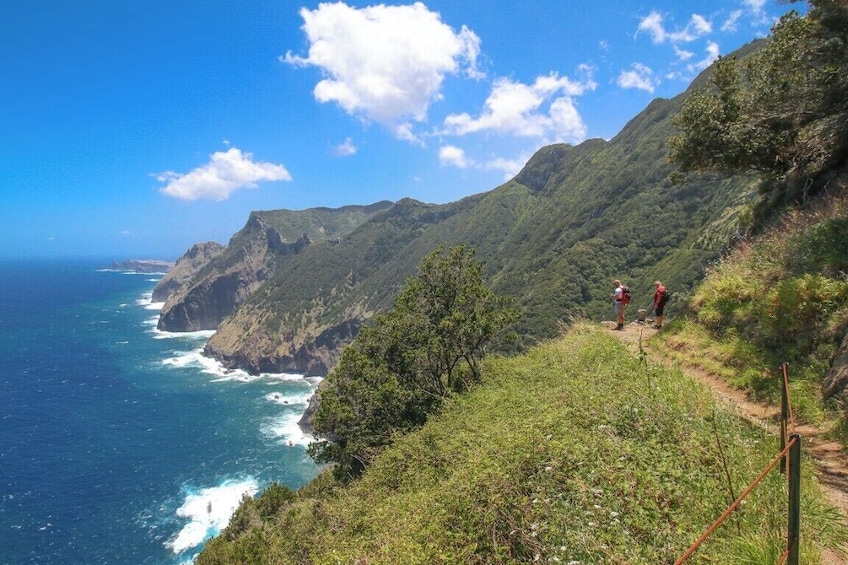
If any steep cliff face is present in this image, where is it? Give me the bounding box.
[156,202,394,335]
[157,216,306,332]
[152,241,224,303]
[204,316,363,376]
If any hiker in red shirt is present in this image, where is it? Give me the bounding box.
[653,280,668,329]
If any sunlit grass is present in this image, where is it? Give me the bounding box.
[199,324,847,564]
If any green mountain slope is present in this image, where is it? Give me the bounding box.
[194,77,758,374]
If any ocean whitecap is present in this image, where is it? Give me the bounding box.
[166,478,259,555]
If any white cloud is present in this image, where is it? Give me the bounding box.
[638,11,667,43]
[439,145,472,169]
[674,45,694,61]
[155,147,292,201]
[745,0,767,15]
[617,63,659,93]
[689,41,721,73]
[442,71,595,143]
[722,9,744,32]
[333,138,357,157]
[439,145,528,181]
[482,155,528,181]
[283,2,482,134]
[637,10,712,44]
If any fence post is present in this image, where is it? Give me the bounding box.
[780,363,789,474]
[787,433,801,565]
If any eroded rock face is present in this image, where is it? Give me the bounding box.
[823,332,848,400]
[203,316,363,377]
[151,242,225,303]
[156,219,307,332]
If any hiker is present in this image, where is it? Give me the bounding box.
[652,280,668,329]
[611,279,626,330]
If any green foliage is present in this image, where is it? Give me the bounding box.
[197,326,848,563]
[674,195,848,415]
[308,245,519,480]
[669,2,848,215]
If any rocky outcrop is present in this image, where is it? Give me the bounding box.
[203,316,363,376]
[151,242,224,303]
[157,218,303,332]
[824,333,848,401]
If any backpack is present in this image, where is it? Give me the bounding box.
[658,288,670,306]
[620,285,631,305]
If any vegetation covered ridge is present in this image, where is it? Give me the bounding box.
[197,324,848,564]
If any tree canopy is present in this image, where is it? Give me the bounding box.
[308,244,520,480]
[668,0,848,207]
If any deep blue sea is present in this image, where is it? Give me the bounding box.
[0,259,321,564]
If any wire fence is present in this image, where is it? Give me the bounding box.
[675,362,802,564]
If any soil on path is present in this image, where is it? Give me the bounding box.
[605,320,848,564]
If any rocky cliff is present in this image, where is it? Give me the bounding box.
[157,216,311,332]
[151,242,225,303]
[156,202,394,335]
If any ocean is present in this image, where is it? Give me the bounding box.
[0,259,321,564]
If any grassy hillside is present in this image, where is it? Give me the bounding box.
[654,190,848,440]
[197,325,847,564]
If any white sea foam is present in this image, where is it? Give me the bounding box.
[152,327,216,340]
[165,478,259,555]
[264,389,312,407]
[260,412,314,447]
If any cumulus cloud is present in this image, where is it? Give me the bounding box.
[442,70,595,143]
[282,2,482,134]
[333,138,357,157]
[155,147,291,201]
[617,63,659,93]
[439,145,472,169]
[637,10,712,44]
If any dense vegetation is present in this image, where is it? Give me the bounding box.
[661,0,848,434]
[654,194,848,441]
[308,245,519,480]
[668,0,848,225]
[198,327,847,563]
[202,74,760,370]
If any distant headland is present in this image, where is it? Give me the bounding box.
[108,259,175,274]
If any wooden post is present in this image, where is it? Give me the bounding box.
[780,363,789,474]
[787,433,801,565]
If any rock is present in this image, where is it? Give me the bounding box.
[823,332,848,401]
[151,242,224,303]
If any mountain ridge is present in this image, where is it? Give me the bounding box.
[153,45,761,376]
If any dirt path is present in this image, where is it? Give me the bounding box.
[606,320,848,564]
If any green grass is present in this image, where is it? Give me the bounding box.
[198,324,847,564]
[654,195,848,440]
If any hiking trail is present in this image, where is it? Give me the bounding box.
[606,320,848,564]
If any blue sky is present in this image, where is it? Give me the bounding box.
[0,0,796,260]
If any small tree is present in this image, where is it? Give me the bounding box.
[308,244,519,480]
